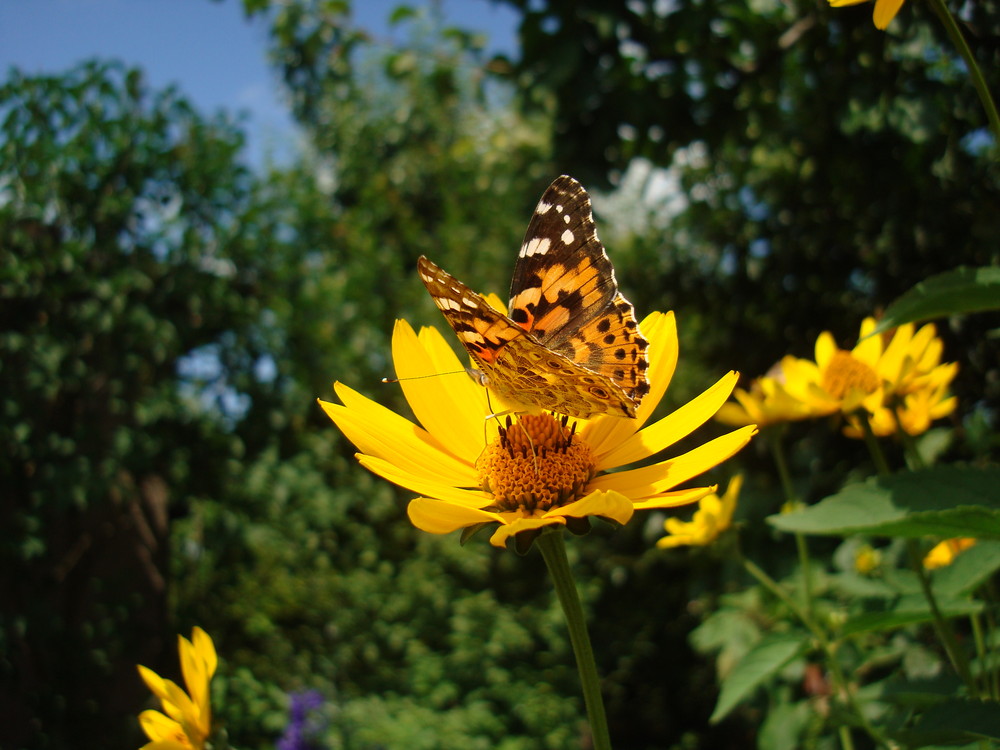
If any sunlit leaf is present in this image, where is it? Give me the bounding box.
[710,634,808,723]
[871,267,1000,335]
[769,467,1000,539]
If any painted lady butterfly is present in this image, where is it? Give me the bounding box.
[418,175,650,419]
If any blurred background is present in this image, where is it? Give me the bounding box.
[1,0,997,748]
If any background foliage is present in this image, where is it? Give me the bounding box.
[2,0,997,748]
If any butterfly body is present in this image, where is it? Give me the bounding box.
[418,176,649,419]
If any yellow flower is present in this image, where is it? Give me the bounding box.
[657,475,743,548]
[780,318,887,419]
[320,311,757,550]
[137,627,217,750]
[723,318,958,438]
[828,0,907,30]
[854,544,882,575]
[923,538,977,570]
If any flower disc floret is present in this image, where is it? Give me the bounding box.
[821,351,880,400]
[478,414,596,514]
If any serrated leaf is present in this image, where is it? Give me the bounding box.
[768,467,1000,539]
[841,594,982,635]
[871,267,1000,335]
[710,634,808,723]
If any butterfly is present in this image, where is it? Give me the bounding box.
[417,175,650,419]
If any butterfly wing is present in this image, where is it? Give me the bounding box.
[507,176,650,408]
[417,255,640,418]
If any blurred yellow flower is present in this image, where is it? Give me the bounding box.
[137,627,217,750]
[844,321,958,438]
[657,475,743,548]
[828,0,907,30]
[321,311,756,551]
[720,318,957,438]
[854,544,882,575]
[923,538,976,569]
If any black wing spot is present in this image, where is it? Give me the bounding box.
[597,318,611,333]
[603,334,616,345]
[614,348,627,360]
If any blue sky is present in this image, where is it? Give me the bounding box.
[0,0,519,167]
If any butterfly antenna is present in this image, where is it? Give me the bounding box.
[381,370,468,384]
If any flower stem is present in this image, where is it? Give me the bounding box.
[537,531,612,750]
[858,414,891,477]
[926,0,1000,143]
[905,539,976,690]
[766,430,817,623]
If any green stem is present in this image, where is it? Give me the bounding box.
[537,531,612,750]
[970,613,987,697]
[766,431,817,623]
[905,539,976,690]
[926,0,1000,143]
[858,414,892,478]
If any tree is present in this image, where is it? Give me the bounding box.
[0,60,260,749]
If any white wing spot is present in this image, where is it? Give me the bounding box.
[563,214,571,224]
[520,236,552,257]
[536,201,553,215]
[555,203,565,213]
[561,229,574,245]
[441,298,461,311]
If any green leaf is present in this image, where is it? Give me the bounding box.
[893,698,1000,745]
[768,467,1000,539]
[710,634,808,723]
[840,595,983,636]
[871,267,1000,335]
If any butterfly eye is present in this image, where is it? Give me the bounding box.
[466,368,490,387]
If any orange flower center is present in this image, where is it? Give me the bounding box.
[476,414,596,513]
[821,351,879,399]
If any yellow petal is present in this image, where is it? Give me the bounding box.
[549,489,635,526]
[138,710,185,743]
[633,485,715,511]
[815,332,837,368]
[191,627,217,681]
[321,387,478,487]
[489,517,568,547]
[179,634,210,737]
[392,320,491,463]
[407,498,503,534]
[596,371,739,470]
[853,318,883,367]
[357,454,490,506]
[828,0,870,6]
[592,425,756,497]
[873,0,907,28]
[714,400,754,427]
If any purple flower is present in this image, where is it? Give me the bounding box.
[277,690,326,750]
